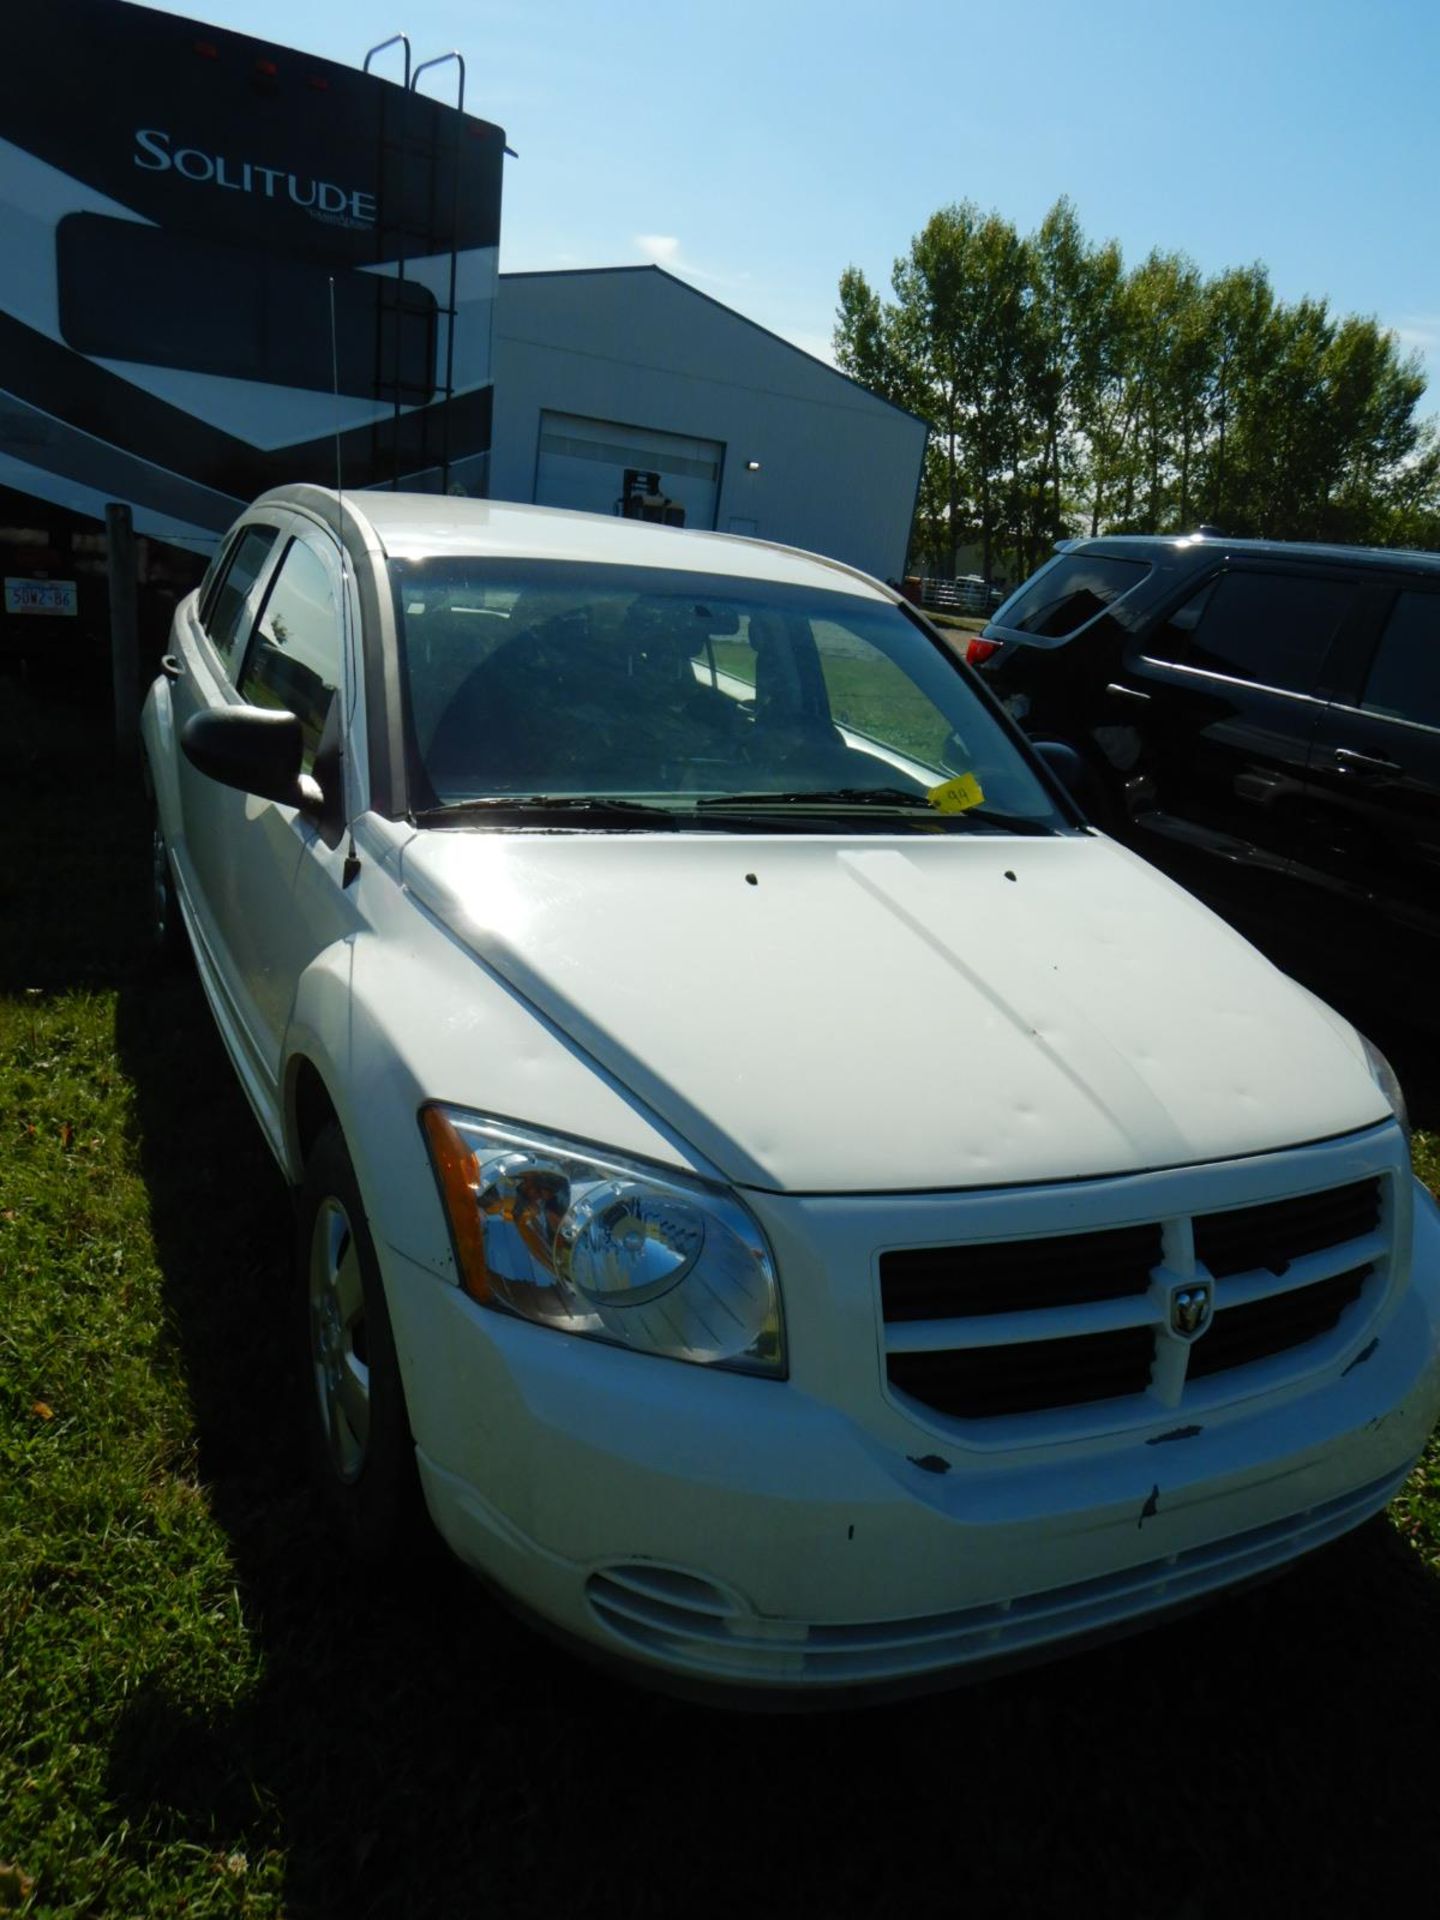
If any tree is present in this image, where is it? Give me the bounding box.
[1198,264,1273,525]
[836,200,1440,572]
[891,204,983,578]
[1024,199,1120,565]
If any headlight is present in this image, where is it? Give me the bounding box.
[421,1107,785,1375]
[1361,1036,1411,1147]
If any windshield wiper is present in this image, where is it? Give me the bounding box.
[410,795,678,826]
[694,788,1052,831]
[410,790,1053,834]
[695,786,935,810]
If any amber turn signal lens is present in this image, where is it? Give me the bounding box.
[420,1105,492,1302]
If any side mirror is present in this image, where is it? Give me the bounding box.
[1033,738,1105,822]
[181,706,322,813]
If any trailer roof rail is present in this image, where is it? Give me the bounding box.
[410,49,465,114]
[362,32,412,86]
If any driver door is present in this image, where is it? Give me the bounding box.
[180,517,349,1110]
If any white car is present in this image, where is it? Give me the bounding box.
[142,486,1440,1702]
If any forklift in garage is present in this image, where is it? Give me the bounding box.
[618,468,686,527]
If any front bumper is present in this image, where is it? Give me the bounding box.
[383,1170,1440,1699]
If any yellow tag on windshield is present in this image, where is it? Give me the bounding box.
[926,773,985,814]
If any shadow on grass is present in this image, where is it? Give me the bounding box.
[10,707,1435,1919]
[0,703,154,998]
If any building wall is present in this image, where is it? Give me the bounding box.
[490,268,926,581]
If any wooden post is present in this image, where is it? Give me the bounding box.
[105,502,139,759]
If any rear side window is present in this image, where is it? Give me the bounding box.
[992,553,1149,640]
[1152,570,1354,695]
[1362,591,1440,730]
[195,537,232,628]
[238,539,341,774]
[205,525,279,672]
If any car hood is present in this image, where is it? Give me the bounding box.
[396,827,1389,1194]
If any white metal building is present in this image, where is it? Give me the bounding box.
[490,267,927,581]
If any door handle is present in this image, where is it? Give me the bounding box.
[1333,747,1401,778]
[1105,682,1151,703]
[160,654,185,680]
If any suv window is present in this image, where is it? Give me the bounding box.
[1150,570,1353,695]
[1144,577,1218,659]
[1362,591,1440,730]
[992,553,1149,640]
[205,524,279,672]
[237,538,341,774]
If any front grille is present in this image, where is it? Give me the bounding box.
[1193,1179,1380,1278]
[888,1327,1155,1419]
[882,1175,1388,1424]
[1187,1266,1371,1379]
[881,1223,1161,1321]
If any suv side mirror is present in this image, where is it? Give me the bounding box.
[1033,738,1105,823]
[181,706,323,813]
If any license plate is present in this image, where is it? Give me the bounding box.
[5,578,78,616]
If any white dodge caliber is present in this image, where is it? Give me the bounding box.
[142,486,1440,1701]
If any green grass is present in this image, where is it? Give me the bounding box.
[1413,1129,1440,1196]
[2,690,1439,1918]
[1,743,290,1916]
[1393,1129,1440,1586]
[927,612,988,634]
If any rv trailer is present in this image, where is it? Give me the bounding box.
[0,0,507,556]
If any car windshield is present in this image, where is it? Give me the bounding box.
[392,558,1067,832]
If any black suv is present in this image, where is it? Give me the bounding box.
[974,534,1440,1021]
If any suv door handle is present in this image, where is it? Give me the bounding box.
[1105,682,1151,703]
[1333,747,1401,778]
[160,654,185,680]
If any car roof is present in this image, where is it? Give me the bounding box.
[1063,532,1440,577]
[256,485,893,602]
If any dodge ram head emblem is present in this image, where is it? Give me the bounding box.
[1169,1283,1214,1340]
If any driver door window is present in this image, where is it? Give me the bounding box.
[204,523,279,674]
[237,536,342,773]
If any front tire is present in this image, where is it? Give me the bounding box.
[297,1123,423,1565]
[150,813,188,966]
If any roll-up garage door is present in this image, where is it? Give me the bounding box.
[534,411,723,528]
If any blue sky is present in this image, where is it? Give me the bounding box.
[180,0,1440,407]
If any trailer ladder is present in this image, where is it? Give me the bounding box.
[362,34,467,493]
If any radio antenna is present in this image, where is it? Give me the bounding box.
[328,276,344,509]
[328,277,361,885]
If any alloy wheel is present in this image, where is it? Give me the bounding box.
[308,1197,370,1484]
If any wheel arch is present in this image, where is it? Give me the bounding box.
[288,1054,342,1178]
[140,674,182,840]
[280,944,441,1277]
